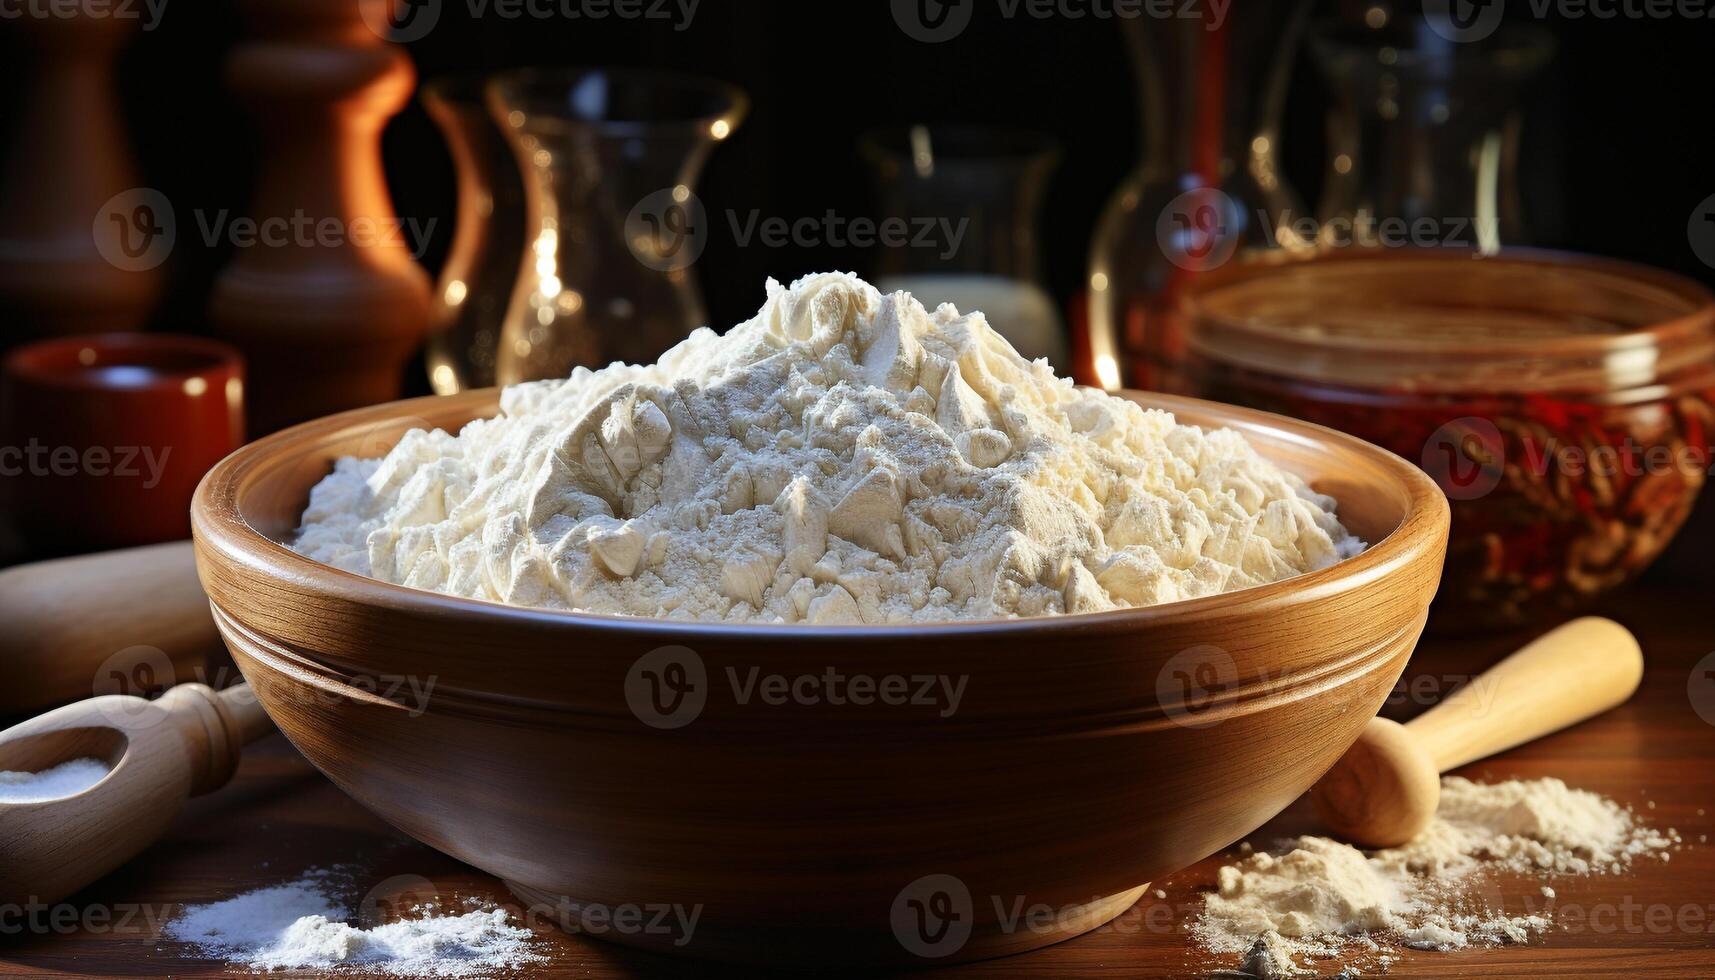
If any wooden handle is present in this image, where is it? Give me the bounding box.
[0,682,273,906]
[0,541,221,715]
[1407,617,1644,773]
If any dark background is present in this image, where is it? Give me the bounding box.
[2,0,1713,578]
[5,1,1710,338]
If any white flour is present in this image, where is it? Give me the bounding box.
[295,273,1362,622]
[0,758,109,802]
[1197,777,1680,976]
[166,870,544,976]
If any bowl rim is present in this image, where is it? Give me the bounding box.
[192,388,1449,639]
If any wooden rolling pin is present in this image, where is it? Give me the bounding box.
[1312,617,1645,848]
[0,541,221,715]
[0,681,271,906]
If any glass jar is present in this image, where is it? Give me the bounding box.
[1183,250,1715,630]
[1084,3,1313,394]
[486,69,746,385]
[1309,19,1554,252]
[860,125,1066,368]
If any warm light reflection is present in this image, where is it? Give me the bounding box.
[444,279,468,306]
[182,377,208,397]
[1094,354,1121,391]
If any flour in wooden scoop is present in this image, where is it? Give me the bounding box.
[294,272,1363,623]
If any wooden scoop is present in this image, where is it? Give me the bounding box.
[1311,617,1644,848]
[0,681,271,906]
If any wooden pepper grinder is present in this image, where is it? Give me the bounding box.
[0,6,163,343]
[210,0,431,435]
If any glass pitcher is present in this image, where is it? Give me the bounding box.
[1309,18,1555,253]
[860,125,1066,369]
[1084,4,1312,393]
[422,75,526,394]
[486,68,746,385]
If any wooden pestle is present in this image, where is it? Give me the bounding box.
[1311,617,1644,848]
[0,681,272,906]
[0,541,221,715]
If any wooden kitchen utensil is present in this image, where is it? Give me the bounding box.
[1311,616,1645,848]
[209,0,431,434]
[0,3,163,343]
[0,541,221,717]
[0,681,272,906]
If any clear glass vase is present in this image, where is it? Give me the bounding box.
[860,126,1066,368]
[1084,4,1312,393]
[422,75,526,394]
[1309,19,1555,253]
[486,68,746,385]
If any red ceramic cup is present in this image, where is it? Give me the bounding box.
[1,334,245,555]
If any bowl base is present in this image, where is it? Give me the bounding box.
[503,880,1149,966]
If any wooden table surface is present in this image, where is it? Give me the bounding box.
[3,584,1712,979]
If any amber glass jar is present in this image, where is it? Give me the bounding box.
[1184,251,1715,629]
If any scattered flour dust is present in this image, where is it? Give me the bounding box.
[1197,777,1681,977]
[293,272,1363,623]
[166,869,544,976]
[0,758,109,802]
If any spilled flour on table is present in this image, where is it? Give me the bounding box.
[166,868,544,976]
[1196,777,1680,977]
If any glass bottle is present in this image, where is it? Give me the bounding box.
[422,75,526,394]
[1084,4,1312,393]
[860,125,1066,368]
[1309,18,1555,253]
[486,69,746,385]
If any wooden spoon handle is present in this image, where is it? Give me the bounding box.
[1407,617,1644,773]
[0,541,221,715]
[0,682,273,906]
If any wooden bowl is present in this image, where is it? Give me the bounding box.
[191,389,1449,966]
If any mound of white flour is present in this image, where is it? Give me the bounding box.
[294,273,1363,622]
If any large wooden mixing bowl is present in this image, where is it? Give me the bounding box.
[191,389,1449,965]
